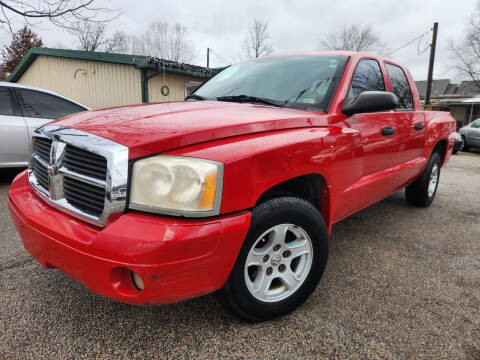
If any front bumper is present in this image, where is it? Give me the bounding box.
[8,171,251,305]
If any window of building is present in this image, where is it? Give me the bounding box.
[185,81,202,98]
[384,63,414,109]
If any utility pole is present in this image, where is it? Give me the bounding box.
[425,22,438,107]
[207,47,210,69]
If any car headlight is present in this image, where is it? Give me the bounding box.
[454,133,462,141]
[129,156,223,217]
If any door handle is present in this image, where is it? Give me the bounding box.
[414,123,425,131]
[381,126,396,136]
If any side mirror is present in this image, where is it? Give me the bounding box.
[342,91,399,116]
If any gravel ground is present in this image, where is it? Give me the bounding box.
[1,151,479,360]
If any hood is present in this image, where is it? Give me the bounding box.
[53,101,330,159]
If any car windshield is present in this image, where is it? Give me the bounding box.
[194,55,348,111]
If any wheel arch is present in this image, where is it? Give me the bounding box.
[255,173,334,233]
[432,139,448,166]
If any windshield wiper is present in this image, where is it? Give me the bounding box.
[185,94,206,100]
[216,95,283,107]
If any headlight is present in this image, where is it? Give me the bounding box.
[454,133,462,141]
[129,156,223,216]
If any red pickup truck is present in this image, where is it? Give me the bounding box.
[9,51,456,322]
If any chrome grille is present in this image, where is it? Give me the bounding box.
[64,176,106,216]
[64,145,107,180]
[28,126,129,227]
[33,137,52,162]
[31,157,49,190]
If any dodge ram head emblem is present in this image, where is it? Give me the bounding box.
[47,140,66,200]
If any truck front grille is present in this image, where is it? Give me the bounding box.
[31,157,49,190]
[64,176,106,217]
[33,137,52,162]
[64,145,107,180]
[28,126,129,227]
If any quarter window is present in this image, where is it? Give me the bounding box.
[0,87,14,116]
[16,89,86,119]
[347,59,385,103]
[385,63,414,109]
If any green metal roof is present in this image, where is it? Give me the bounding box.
[7,47,217,82]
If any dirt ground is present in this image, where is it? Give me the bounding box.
[1,151,479,359]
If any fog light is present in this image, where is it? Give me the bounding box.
[131,271,144,291]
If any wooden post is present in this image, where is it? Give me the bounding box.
[425,22,438,106]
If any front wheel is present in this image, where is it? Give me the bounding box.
[218,197,328,322]
[405,152,441,207]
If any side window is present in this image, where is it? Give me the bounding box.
[0,87,14,116]
[384,63,414,109]
[472,120,480,128]
[16,89,85,119]
[347,59,385,103]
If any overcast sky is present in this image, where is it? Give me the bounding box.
[1,0,477,81]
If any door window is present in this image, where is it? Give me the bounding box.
[0,87,14,116]
[16,89,85,119]
[347,59,386,103]
[384,63,414,109]
[471,119,480,128]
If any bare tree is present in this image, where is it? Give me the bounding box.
[70,21,108,52]
[70,22,135,54]
[140,20,196,63]
[0,0,119,32]
[319,24,387,53]
[449,2,480,88]
[242,18,273,58]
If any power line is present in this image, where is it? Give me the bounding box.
[209,48,232,66]
[385,28,432,57]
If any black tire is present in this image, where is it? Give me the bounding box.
[452,149,459,154]
[217,197,328,322]
[405,152,441,207]
[462,136,470,152]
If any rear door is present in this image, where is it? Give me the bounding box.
[0,86,29,167]
[384,62,426,185]
[13,88,87,145]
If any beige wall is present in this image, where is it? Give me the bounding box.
[16,55,203,109]
[147,71,201,103]
[17,55,142,109]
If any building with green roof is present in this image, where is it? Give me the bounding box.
[7,47,217,109]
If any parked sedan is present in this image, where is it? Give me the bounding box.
[459,118,480,152]
[0,82,88,168]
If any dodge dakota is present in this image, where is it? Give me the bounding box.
[8,51,456,322]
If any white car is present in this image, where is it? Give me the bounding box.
[0,82,89,168]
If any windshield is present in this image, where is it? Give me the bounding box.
[194,55,348,111]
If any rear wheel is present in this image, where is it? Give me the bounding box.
[218,197,328,322]
[405,152,441,207]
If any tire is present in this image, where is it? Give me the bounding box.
[452,148,459,154]
[218,197,328,322]
[405,152,441,207]
[462,136,470,152]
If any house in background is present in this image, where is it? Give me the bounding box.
[6,47,217,109]
[415,78,480,128]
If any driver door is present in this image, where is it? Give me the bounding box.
[335,59,400,220]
